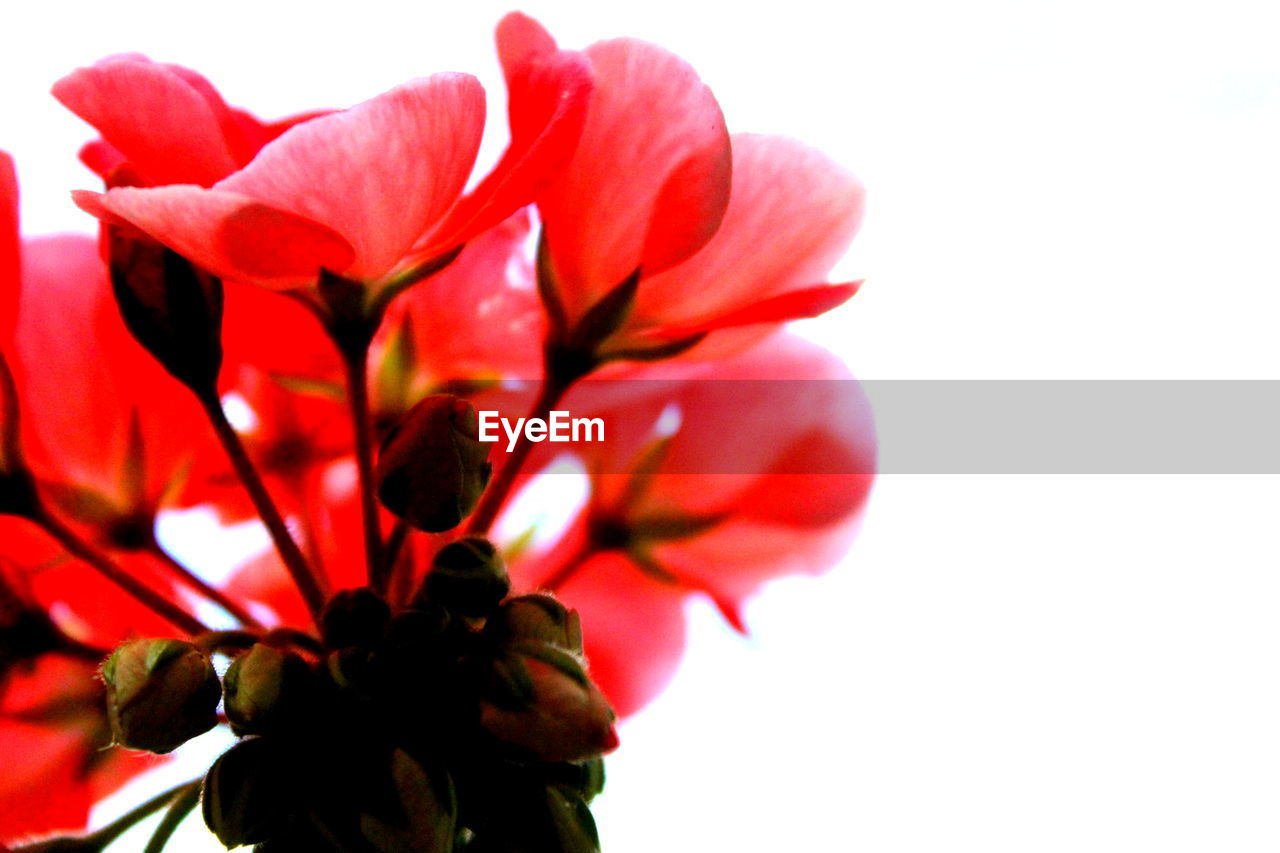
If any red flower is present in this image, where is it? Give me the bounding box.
[1,155,209,642]
[510,336,876,716]
[72,50,592,292]
[499,14,864,356]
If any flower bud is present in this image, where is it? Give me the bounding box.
[488,594,582,652]
[321,587,390,649]
[359,750,457,853]
[480,648,618,763]
[202,737,293,848]
[416,537,509,617]
[101,638,220,754]
[375,395,491,532]
[106,228,223,395]
[223,643,315,736]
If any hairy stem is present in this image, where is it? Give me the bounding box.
[198,391,326,622]
[78,780,200,852]
[141,781,201,853]
[150,542,262,628]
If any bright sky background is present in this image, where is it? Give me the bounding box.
[4,0,1280,850]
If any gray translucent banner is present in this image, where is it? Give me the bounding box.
[469,380,1280,474]
[864,380,1280,474]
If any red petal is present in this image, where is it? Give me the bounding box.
[495,12,559,74]
[53,58,239,187]
[77,139,127,180]
[0,151,17,340]
[76,187,355,287]
[644,282,862,339]
[538,37,730,314]
[389,210,543,380]
[418,35,592,256]
[634,134,865,331]
[217,74,486,281]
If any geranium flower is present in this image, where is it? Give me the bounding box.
[498,13,865,358]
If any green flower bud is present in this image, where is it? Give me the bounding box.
[202,737,292,848]
[107,228,223,395]
[101,638,220,754]
[321,587,390,649]
[223,643,315,736]
[480,648,618,763]
[375,395,491,532]
[417,537,509,617]
[488,594,583,652]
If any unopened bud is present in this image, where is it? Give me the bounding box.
[488,594,582,652]
[480,648,618,763]
[417,537,509,617]
[202,737,292,848]
[321,587,390,650]
[101,638,220,754]
[375,395,491,532]
[107,229,223,394]
[223,643,314,736]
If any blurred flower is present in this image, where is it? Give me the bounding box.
[512,336,877,715]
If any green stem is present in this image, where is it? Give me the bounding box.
[540,537,598,592]
[341,343,384,592]
[141,781,201,853]
[43,781,201,852]
[465,375,572,537]
[150,542,262,629]
[198,391,326,622]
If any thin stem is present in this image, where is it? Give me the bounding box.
[35,508,208,636]
[382,517,411,601]
[141,780,201,853]
[465,376,571,537]
[540,537,598,592]
[150,542,262,629]
[197,391,326,622]
[341,343,384,592]
[81,780,200,852]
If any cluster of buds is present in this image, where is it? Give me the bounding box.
[100,540,614,852]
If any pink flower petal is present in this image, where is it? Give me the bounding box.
[643,281,862,339]
[634,134,865,328]
[75,187,355,287]
[0,151,18,339]
[216,74,486,281]
[538,37,730,313]
[53,58,239,187]
[417,25,593,257]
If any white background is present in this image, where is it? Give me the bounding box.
[3,0,1279,850]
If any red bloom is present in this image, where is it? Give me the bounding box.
[72,51,592,292]
[499,14,864,356]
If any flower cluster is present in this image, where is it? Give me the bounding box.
[0,12,874,853]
